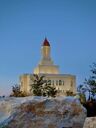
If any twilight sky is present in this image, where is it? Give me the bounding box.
[0,0,96,95]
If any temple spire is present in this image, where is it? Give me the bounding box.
[33,39,59,74]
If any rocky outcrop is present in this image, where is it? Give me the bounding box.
[83,117,96,128]
[0,96,86,128]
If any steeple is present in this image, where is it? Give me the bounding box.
[42,38,50,46]
[33,39,59,74]
[41,38,51,61]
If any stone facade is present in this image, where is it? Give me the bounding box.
[20,38,76,95]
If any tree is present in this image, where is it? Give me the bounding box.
[77,85,87,104]
[66,90,75,96]
[78,63,96,117]
[45,85,57,97]
[78,63,96,101]
[10,84,27,97]
[30,74,57,97]
[84,63,96,100]
[30,74,45,96]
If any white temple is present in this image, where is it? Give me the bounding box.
[20,38,76,95]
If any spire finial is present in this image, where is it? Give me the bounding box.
[42,38,50,46]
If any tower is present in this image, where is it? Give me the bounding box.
[40,38,53,65]
[34,38,59,74]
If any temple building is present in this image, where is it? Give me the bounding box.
[20,38,76,96]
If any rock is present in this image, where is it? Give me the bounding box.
[0,96,86,128]
[83,117,96,128]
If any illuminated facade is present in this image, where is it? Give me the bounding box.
[20,38,76,95]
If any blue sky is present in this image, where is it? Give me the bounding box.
[0,0,96,95]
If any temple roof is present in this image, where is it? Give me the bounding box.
[42,38,50,46]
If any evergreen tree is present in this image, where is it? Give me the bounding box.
[65,90,75,96]
[10,84,26,97]
[44,84,57,97]
[30,74,45,96]
[30,74,57,97]
[78,63,96,101]
[77,85,87,104]
[84,63,96,100]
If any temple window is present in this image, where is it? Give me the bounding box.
[56,80,58,85]
[59,80,62,85]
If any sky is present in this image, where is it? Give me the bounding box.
[0,0,96,95]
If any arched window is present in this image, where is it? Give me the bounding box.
[56,80,58,85]
[59,80,62,85]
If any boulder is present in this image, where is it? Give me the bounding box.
[0,96,86,128]
[83,117,96,128]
